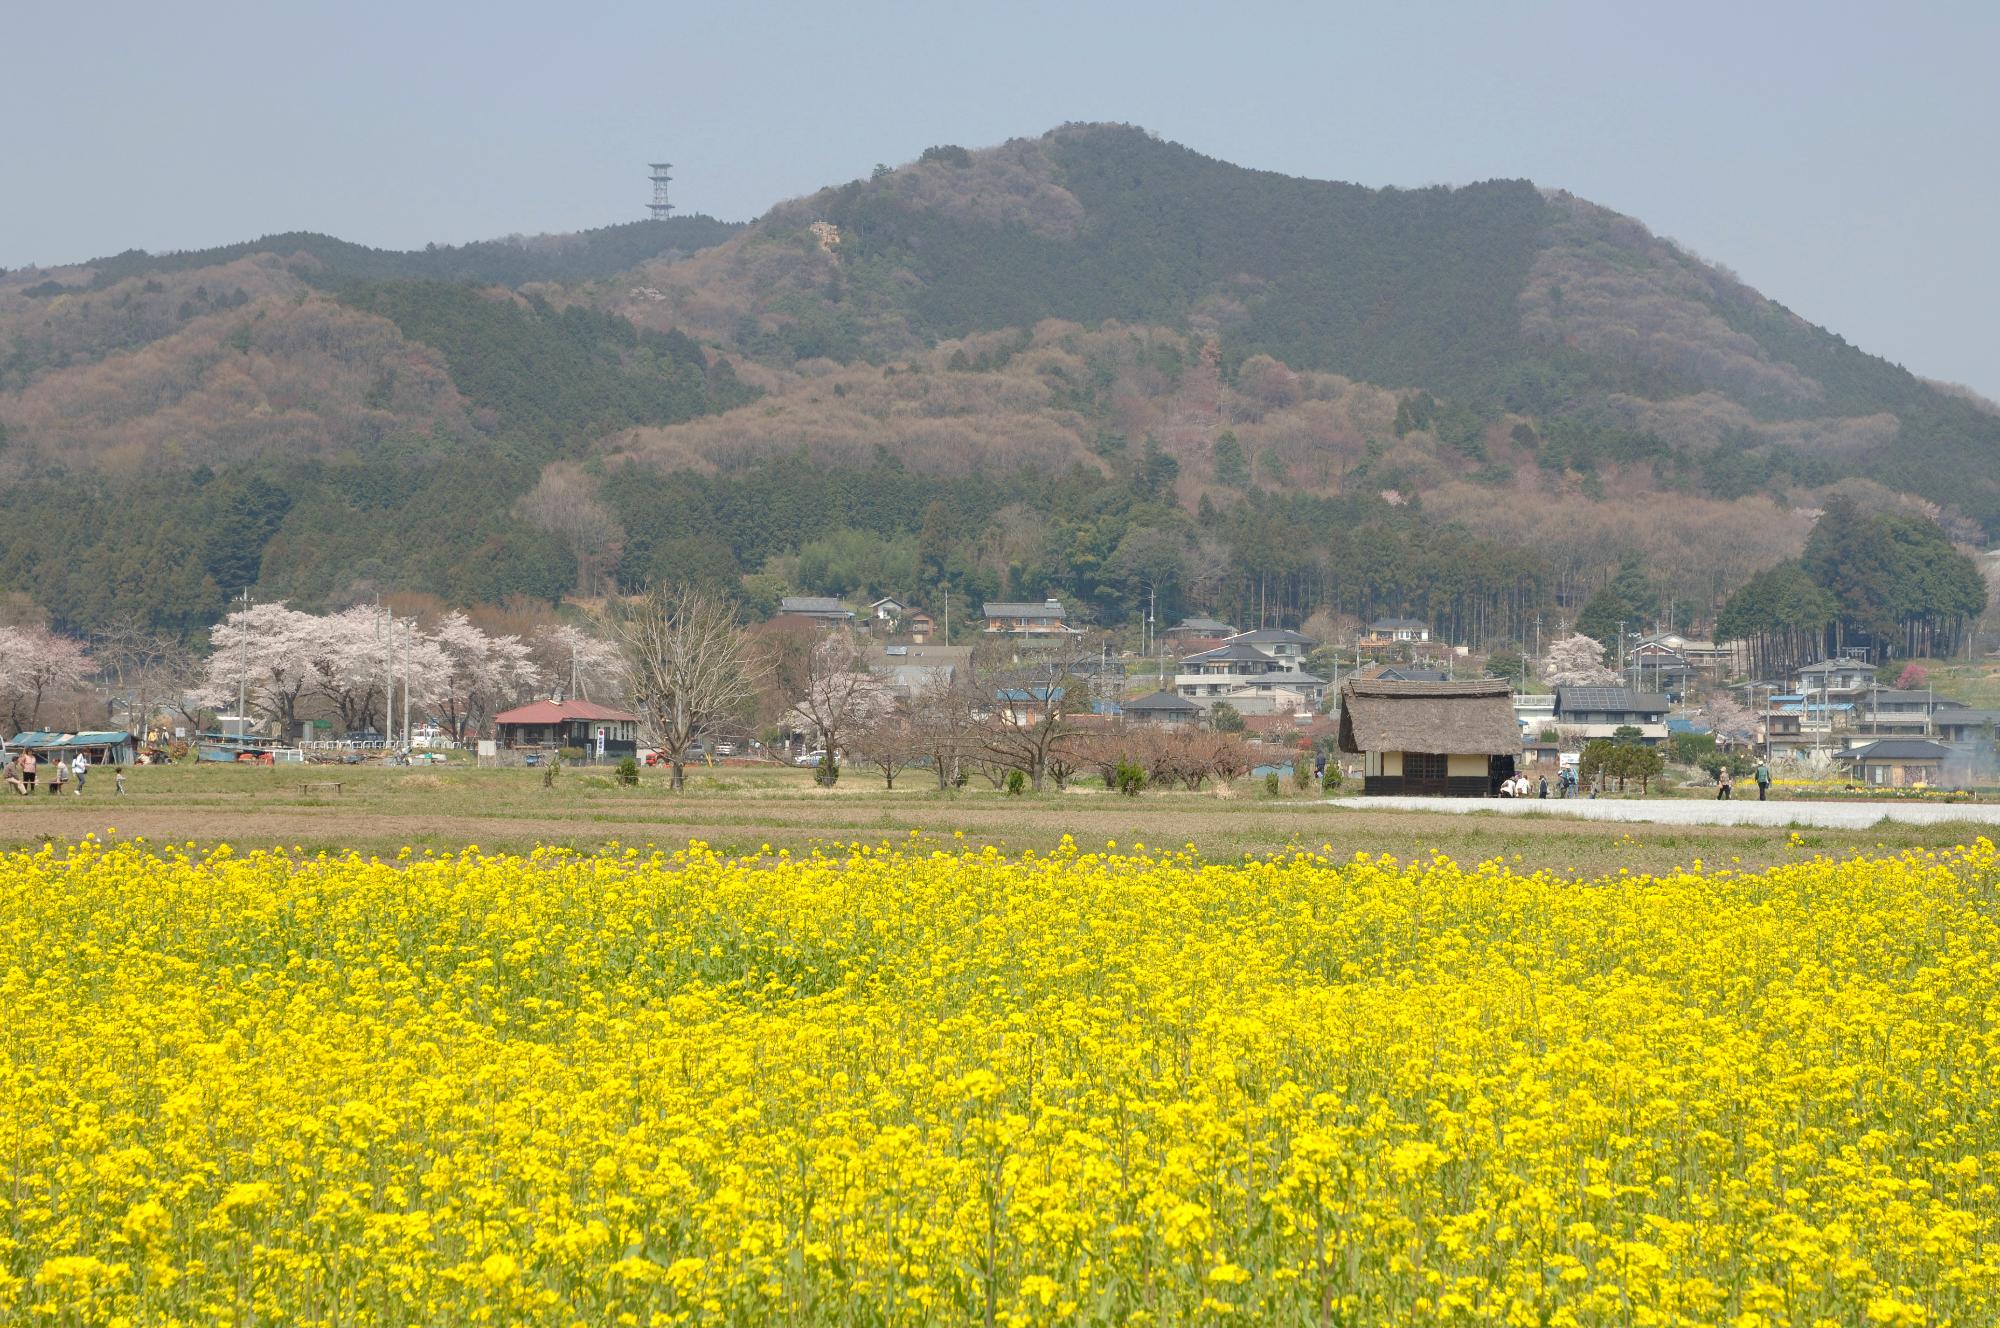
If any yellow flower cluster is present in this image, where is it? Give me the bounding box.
[4,834,2000,1325]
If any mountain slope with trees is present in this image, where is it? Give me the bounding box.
[0,124,1991,655]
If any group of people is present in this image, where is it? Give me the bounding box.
[1497,770,1550,798]
[1499,766,1583,798]
[1715,761,1773,801]
[4,749,116,796]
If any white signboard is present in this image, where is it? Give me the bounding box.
[476,740,497,758]
[594,726,607,759]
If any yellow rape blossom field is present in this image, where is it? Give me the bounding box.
[5,834,2000,1326]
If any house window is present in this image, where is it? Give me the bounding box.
[1404,752,1447,783]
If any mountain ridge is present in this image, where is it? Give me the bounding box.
[0,122,1992,643]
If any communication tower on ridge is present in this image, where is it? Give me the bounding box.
[647,162,674,220]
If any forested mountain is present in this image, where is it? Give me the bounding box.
[17,216,739,294]
[0,124,1992,654]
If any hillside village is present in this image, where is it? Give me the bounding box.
[8,554,1994,803]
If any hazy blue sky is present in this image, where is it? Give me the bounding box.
[6,1,1996,393]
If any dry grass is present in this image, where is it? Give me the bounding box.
[0,761,1986,873]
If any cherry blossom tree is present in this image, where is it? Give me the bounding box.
[534,624,626,702]
[199,604,324,733]
[198,603,500,742]
[1541,633,1620,688]
[0,625,92,732]
[431,612,546,741]
[786,632,890,770]
[1691,695,1758,743]
[311,605,397,735]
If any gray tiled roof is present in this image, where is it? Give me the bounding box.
[1836,739,1951,761]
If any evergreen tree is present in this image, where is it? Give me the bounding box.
[1575,559,1650,650]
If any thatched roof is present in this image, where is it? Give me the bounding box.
[1337,679,1521,756]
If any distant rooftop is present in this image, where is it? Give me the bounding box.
[984,599,1066,619]
[778,596,852,617]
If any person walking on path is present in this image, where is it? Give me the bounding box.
[1755,760,1772,801]
[70,751,88,795]
[115,768,127,795]
[1715,766,1732,800]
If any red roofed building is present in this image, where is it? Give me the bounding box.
[493,699,641,760]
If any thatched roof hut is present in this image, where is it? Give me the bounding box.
[1337,679,1520,796]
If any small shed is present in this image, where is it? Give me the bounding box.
[1338,678,1521,796]
[492,700,641,761]
[63,731,139,765]
[6,731,138,765]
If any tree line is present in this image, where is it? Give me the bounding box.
[1717,497,1986,674]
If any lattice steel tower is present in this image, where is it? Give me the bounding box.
[647,162,674,220]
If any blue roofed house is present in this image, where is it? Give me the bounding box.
[994,685,1064,727]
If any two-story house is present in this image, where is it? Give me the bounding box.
[1161,617,1237,651]
[1793,658,1874,702]
[1763,694,1853,753]
[1173,641,1325,715]
[1625,641,1695,697]
[1360,617,1431,648]
[1224,627,1317,666]
[1851,687,1964,738]
[982,599,1080,640]
[1552,686,1671,745]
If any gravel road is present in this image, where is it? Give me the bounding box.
[1324,796,2000,829]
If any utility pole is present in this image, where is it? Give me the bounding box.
[1616,619,1627,683]
[235,588,250,735]
[377,602,388,737]
[387,607,398,747]
[401,619,412,752]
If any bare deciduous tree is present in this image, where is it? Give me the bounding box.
[980,645,1096,791]
[612,586,764,792]
[849,701,918,788]
[909,674,981,789]
[516,463,625,598]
